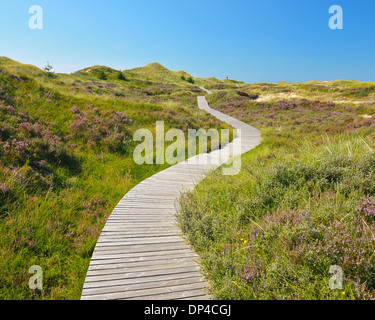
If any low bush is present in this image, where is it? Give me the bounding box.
[178,138,375,299]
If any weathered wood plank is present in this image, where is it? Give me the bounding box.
[82,277,205,298]
[83,271,200,289]
[92,248,194,260]
[88,257,200,272]
[90,253,197,265]
[98,232,180,239]
[92,242,190,254]
[84,265,201,283]
[94,238,186,247]
[86,261,199,277]
[82,282,206,300]
[179,295,212,300]
[123,288,210,301]
[83,269,201,289]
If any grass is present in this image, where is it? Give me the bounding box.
[0,57,231,300]
[176,84,375,300]
[75,61,224,88]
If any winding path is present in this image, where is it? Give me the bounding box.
[81,94,261,300]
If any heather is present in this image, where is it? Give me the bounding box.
[177,83,375,300]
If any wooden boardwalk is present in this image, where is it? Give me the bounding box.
[81,95,261,300]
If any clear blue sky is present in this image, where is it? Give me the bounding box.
[1,0,374,83]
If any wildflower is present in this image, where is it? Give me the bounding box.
[70,106,79,114]
[39,160,47,168]
[5,105,15,114]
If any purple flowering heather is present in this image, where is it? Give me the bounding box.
[354,281,375,300]
[5,105,15,114]
[70,106,80,114]
[358,195,375,222]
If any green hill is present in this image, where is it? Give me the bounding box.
[124,62,188,84]
[123,62,230,86]
[73,62,224,87]
[74,65,119,76]
[0,57,45,77]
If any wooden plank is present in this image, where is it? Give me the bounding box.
[179,295,212,300]
[90,252,197,265]
[92,242,191,254]
[98,232,180,239]
[83,269,200,289]
[92,248,194,260]
[105,219,176,223]
[99,230,179,235]
[84,265,200,283]
[103,223,178,229]
[123,288,209,301]
[82,282,206,300]
[88,257,199,271]
[94,238,185,247]
[86,261,199,277]
[96,237,184,244]
[95,241,186,248]
[82,277,205,298]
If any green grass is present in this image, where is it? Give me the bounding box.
[74,61,225,87]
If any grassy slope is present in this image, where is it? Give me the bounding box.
[123,62,223,87]
[177,83,375,300]
[0,57,230,299]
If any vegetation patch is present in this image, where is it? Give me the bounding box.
[177,83,375,300]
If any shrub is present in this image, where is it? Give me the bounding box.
[177,139,375,300]
[0,104,73,170]
[96,70,107,80]
[236,90,258,100]
[187,76,195,84]
[116,71,126,81]
[68,107,133,153]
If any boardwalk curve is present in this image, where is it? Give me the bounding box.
[81,94,261,300]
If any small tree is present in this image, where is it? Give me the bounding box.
[97,70,107,80]
[187,76,194,84]
[43,61,56,78]
[180,75,186,81]
[117,71,126,81]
